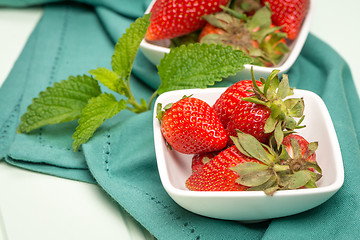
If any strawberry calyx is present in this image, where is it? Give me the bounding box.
[230,130,322,196]
[241,68,305,148]
[283,137,322,173]
[199,2,289,66]
[156,95,192,121]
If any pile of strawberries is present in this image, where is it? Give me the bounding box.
[157,70,322,196]
[146,0,310,67]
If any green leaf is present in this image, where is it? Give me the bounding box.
[235,130,273,165]
[17,75,101,133]
[231,162,269,175]
[111,14,151,82]
[304,141,319,157]
[270,103,281,118]
[261,69,279,98]
[263,185,280,196]
[251,25,282,42]
[304,179,317,188]
[305,161,322,174]
[236,169,273,187]
[157,43,252,94]
[290,137,302,160]
[201,12,233,29]
[231,136,253,158]
[277,74,293,99]
[247,46,264,57]
[264,115,277,133]
[72,93,127,151]
[246,5,271,31]
[278,144,290,161]
[89,67,129,96]
[285,98,305,118]
[241,96,267,106]
[274,122,284,148]
[247,175,278,195]
[285,170,312,189]
[285,116,296,130]
[247,175,277,190]
[200,33,227,45]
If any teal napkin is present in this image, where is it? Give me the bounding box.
[1,1,360,239]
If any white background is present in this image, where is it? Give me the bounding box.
[1,1,360,239]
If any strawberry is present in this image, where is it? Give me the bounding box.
[157,97,227,154]
[191,151,218,173]
[186,144,262,191]
[199,4,289,66]
[262,0,310,40]
[225,69,305,146]
[212,80,262,128]
[186,131,322,195]
[145,0,230,41]
[226,97,272,144]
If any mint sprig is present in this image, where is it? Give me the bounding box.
[17,75,101,133]
[157,43,252,94]
[17,13,252,151]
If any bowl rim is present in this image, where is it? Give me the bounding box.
[141,0,313,73]
[153,88,344,200]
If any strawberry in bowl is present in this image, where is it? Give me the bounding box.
[145,0,230,41]
[140,0,312,79]
[157,96,228,154]
[153,70,344,221]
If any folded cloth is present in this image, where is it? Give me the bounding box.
[1,1,360,239]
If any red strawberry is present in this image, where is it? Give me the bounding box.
[191,151,218,173]
[262,0,310,40]
[226,98,272,144]
[157,97,227,154]
[145,0,230,41]
[186,144,263,191]
[213,80,262,128]
[186,131,322,195]
[225,69,305,146]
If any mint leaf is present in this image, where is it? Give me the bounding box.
[111,13,151,82]
[17,75,101,133]
[72,93,127,151]
[156,43,252,94]
[89,67,120,92]
[89,67,130,97]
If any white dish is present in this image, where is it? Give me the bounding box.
[140,0,312,80]
[153,87,344,221]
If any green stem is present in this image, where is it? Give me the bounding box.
[147,91,159,110]
[273,164,289,172]
[124,78,147,112]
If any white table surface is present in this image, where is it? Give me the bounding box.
[1,1,360,239]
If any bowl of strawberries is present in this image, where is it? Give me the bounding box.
[140,0,312,80]
[153,70,344,221]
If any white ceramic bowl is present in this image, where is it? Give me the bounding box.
[153,87,344,222]
[140,0,312,80]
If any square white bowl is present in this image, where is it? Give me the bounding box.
[153,87,344,221]
[140,0,313,80]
